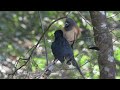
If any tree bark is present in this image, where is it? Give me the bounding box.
[89,11,116,79]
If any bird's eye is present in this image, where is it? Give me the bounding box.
[65,22,69,27]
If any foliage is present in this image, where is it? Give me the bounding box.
[0,11,120,79]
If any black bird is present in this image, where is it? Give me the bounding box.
[51,30,85,79]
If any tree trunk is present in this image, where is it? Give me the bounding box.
[89,11,116,79]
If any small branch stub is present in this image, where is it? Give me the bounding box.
[40,59,58,79]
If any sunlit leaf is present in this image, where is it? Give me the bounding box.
[80,55,90,64]
[31,66,36,72]
[33,57,46,70]
[74,49,79,57]
[114,48,120,61]
[48,31,54,37]
[8,44,13,50]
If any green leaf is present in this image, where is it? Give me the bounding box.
[114,48,120,61]
[8,44,13,50]
[80,55,90,64]
[48,31,54,37]
[74,49,79,57]
[33,57,46,70]
[32,66,36,72]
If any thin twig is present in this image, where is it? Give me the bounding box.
[79,11,111,36]
[107,12,120,19]
[66,11,73,17]
[38,11,48,66]
[78,11,114,50]
[8,16,67,78]
[40,59,58,79]
[59,60,90,71]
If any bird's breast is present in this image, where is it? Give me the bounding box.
[63,26,81,45]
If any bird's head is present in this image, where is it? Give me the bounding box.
[54,30,63,39]
[64,18,77,31]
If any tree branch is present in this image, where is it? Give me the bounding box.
[8,16,67,78]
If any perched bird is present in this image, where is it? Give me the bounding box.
[51,30,85,79]
[63,18,81,48]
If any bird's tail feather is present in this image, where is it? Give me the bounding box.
[72,59,85,79]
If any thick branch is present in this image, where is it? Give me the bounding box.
[90,11,116,79]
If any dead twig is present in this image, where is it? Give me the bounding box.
[40,59,58,79]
